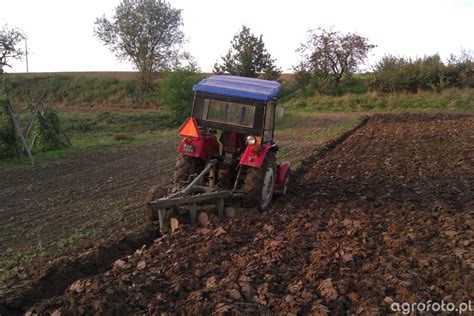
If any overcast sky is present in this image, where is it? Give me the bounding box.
[1,0,473,73]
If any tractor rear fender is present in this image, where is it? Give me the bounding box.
[276,161,291,185]
[177,134,219,161]
[240,143,275,168]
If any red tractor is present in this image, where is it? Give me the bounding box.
[146,75,290,230]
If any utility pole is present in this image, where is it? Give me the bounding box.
[24,37,29,73]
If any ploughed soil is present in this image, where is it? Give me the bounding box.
[0,141,177,257]
[0,112,358,282]
[5,113,474,314]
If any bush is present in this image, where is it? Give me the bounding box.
[336,74,370,95]
[372,52,473,93]
[445,51,474,88]
[277,82,299,100]
[371,55,443,92]
[0,109,17,158]
[159,68,204,125]
[293,62,312,88]
[33,107,66,151]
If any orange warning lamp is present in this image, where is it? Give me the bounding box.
[178,117,201,138]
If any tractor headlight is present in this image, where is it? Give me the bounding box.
[245,135,256,145]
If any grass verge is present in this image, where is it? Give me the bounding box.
[284,88,473,113]
[0,130,177,169]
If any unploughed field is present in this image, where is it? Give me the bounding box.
[1,113,472,314]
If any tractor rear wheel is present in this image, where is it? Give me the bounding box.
[242,151,276,210]
[173,154,200,184]
[144,185,167,222]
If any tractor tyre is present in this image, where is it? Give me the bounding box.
[144,185,167,222]
[173,154,199,184]
[242,151,277,210]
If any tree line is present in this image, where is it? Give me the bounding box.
[1,0,473,96]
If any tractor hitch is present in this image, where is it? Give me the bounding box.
[148,161,233,232]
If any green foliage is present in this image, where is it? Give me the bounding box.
[296,27,375,94]
[337,73,370,94]
[285,88,473,113]
[277,82,300,100]
[1,25,25,74]
[214,25,281,80]
[293,62,312,87]
[159,68,204,124]
[33,107,67,151]
[60,111,174,134]
[372,52,473,93]
[444,50,474,88]
[94,0,186,89]
[0,108,17,158]
[429,75,449,93]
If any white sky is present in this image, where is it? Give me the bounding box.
[1,0,473,73]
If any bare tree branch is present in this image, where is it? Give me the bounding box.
[0,25,25,74]
[296,27,375,92]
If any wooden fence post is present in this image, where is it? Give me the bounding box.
[5,100,34,166]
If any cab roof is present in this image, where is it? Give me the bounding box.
[193,75,280,102]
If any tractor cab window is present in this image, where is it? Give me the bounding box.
[202,99,255,128]
[263,101,276,141]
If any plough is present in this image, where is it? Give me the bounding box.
[148,161,233,230]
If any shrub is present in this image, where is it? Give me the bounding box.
[371,55,443,92]
[33,107,66,151]
[293,62,312,88]
[159,68,204,125]
[0,109,17,158]
[445,51,474,88]
[277,82,299,100]
[372,52,473,93]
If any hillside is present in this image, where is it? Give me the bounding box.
[5,72,472,112]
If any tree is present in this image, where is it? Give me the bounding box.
[445,49,473,88]
[0,25,25,75]
[296,27,375,92]
[214,25,281,80]
[159,64,204,124]
[94,0,186,89]
[372,52,471,93]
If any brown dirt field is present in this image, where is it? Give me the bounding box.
[0,114,357,274]
[0,141,177,266]
[4,113,470,315]
[0,112,359,310]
